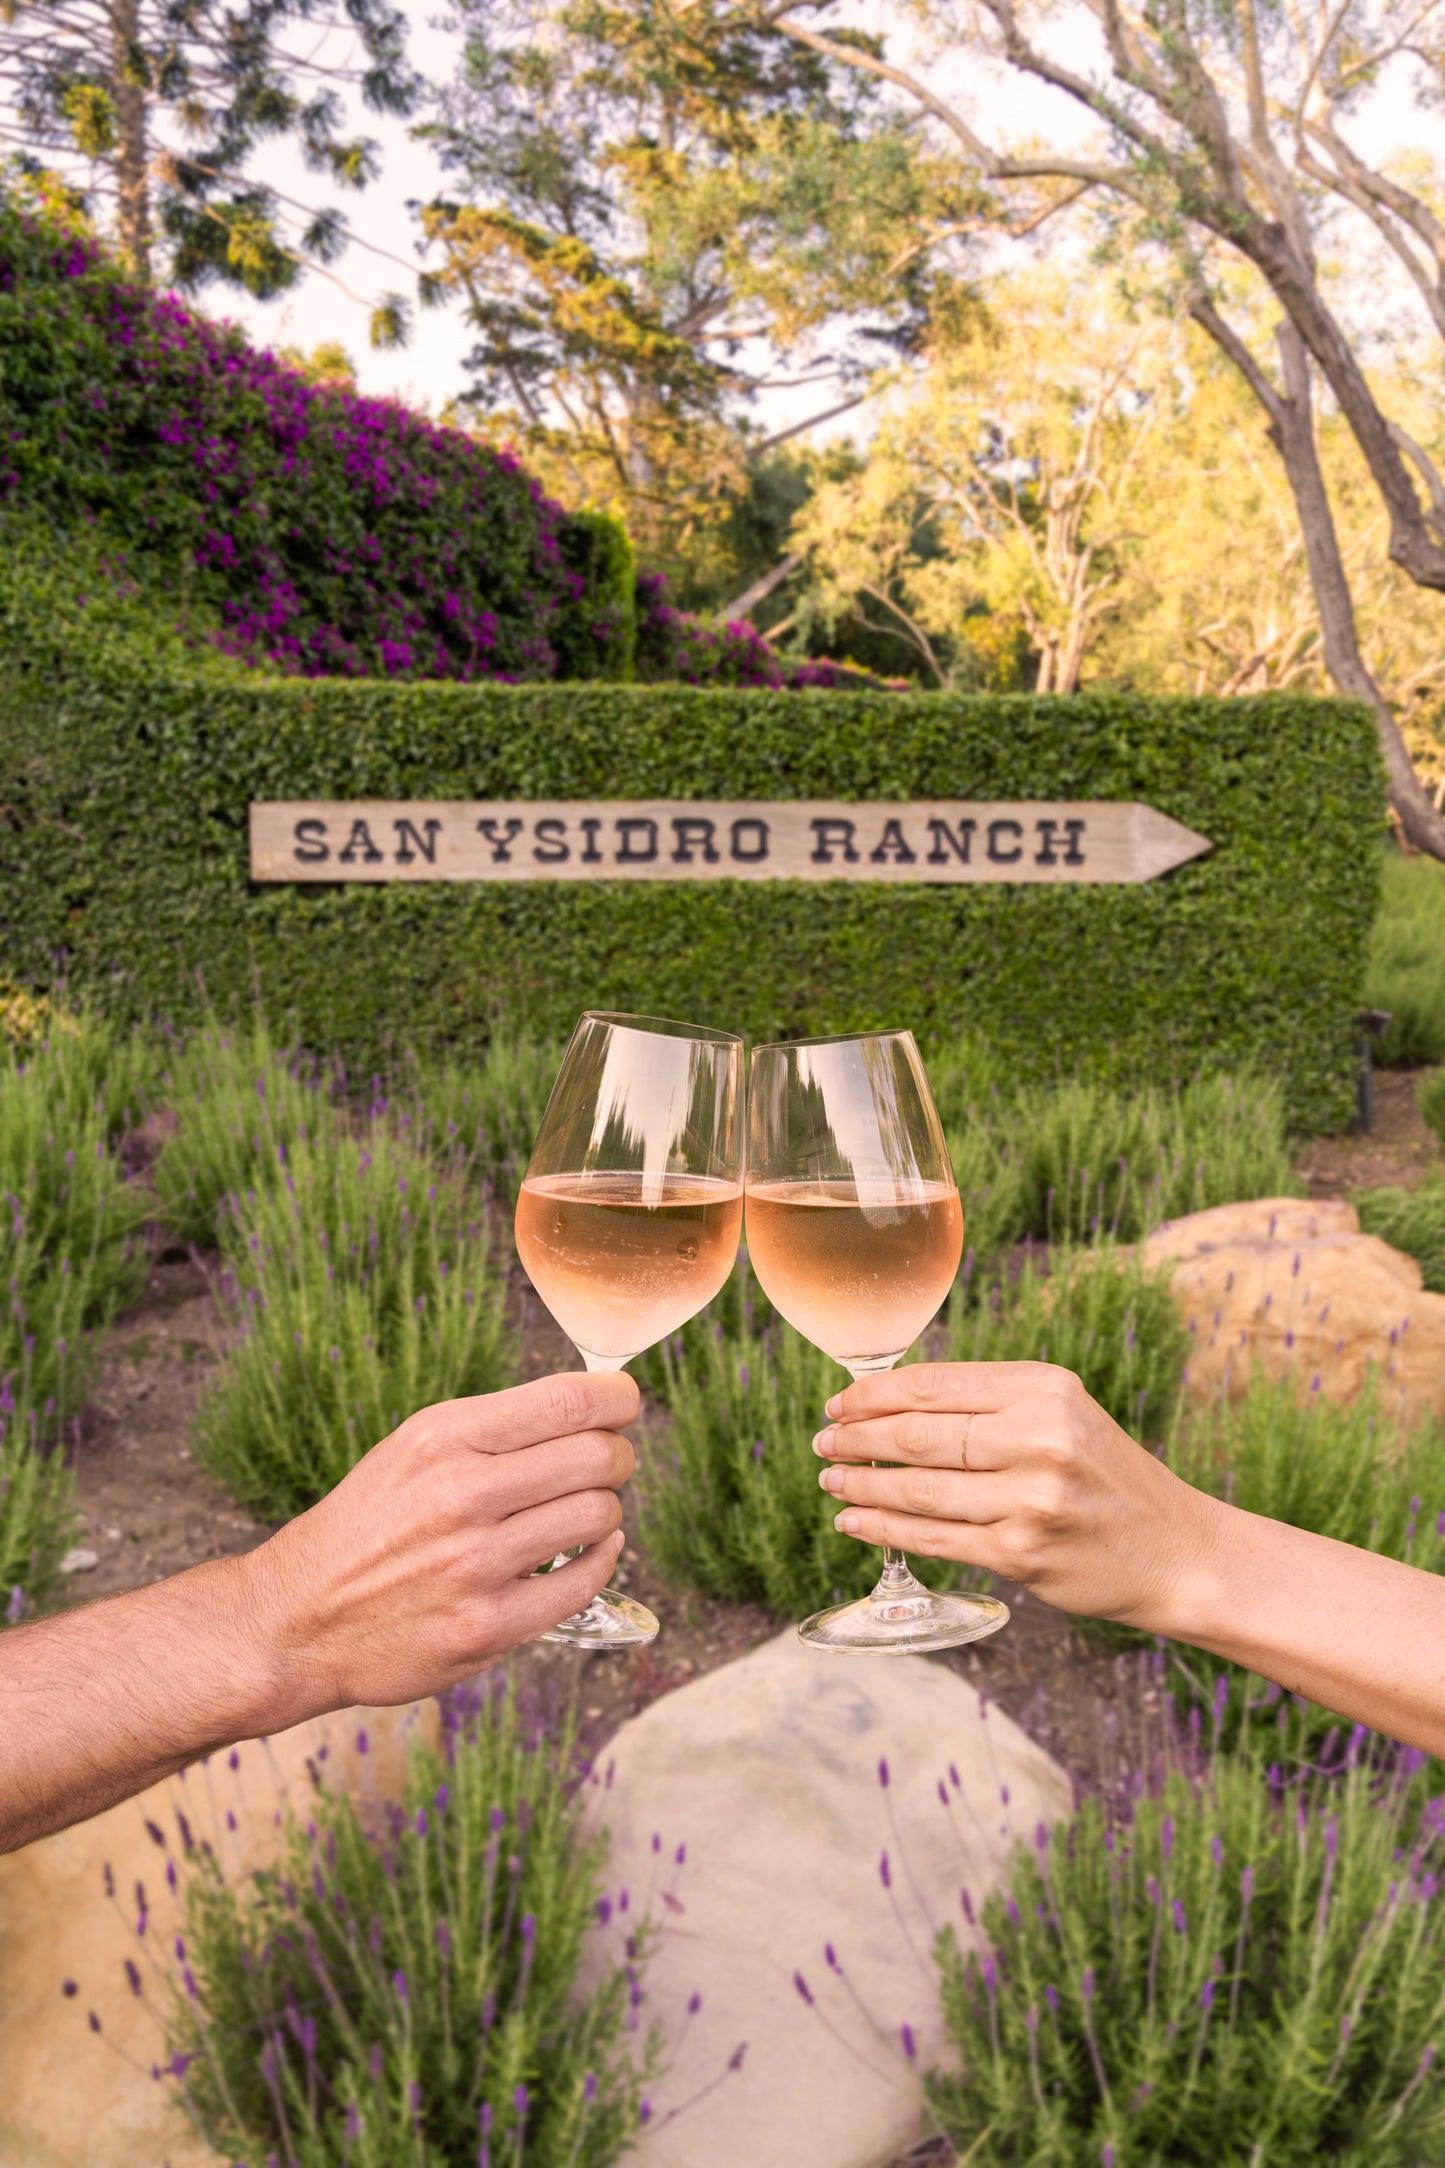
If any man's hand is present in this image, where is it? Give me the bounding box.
[0,1370,639,1853]
[251,1370,639,1719]
[814,1360,1219,1627]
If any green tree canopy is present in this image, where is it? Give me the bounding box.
[417,0,985,570]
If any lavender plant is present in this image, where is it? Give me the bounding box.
[1356,1178,1445,1293]
[153,1020,341,1247]
[929,1748,1445,2165]
[1006,1071,1298,1248]
[638,1268,962,1614]
[0,1338,80,1611]
[159,1684,656,2165]
[944,1243,1188,1440]
[934,1064,1299,1287]
[386,1030,560,1211]
[195,1128,516,1519]
[0,1019,145,1607]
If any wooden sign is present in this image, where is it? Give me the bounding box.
[248,800,1211,885]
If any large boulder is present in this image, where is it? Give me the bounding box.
[1140,1196,1445,1423]
[579,1628,1070,2168]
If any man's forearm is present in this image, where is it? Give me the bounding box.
[1156,1499,1445,1756]
[0,1551,300,1853]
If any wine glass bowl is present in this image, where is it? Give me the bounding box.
[516,1013,745,1646]
[745,1030,1010,1655]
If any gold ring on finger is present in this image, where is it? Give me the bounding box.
[959,1411,973,1470]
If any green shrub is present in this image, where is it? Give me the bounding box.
[1366,851,1445,1066]
[1356,1180,1445,1292]
[153,1020,341,1246]
[928,1751,1445,2166]
[1170,1375,1445,1574]
[638,1272,962,1614]
[162,1682,656,2165]
[195,1128,517,1519]
[0,628,1380,1129]
[933,1065,1297,1282]
[944,1244,1189,1440]
[1418,1068,1445,1145]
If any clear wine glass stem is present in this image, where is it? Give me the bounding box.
[853,1356,932,1606]
[545,1349,629,1577]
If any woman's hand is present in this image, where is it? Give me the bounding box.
[815,1360,1222,1627]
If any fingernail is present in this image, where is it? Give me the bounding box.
[825,1393,843,1418]
[818,1465,843,1493]
[834,1509,860,1534]
[812,1427,837,1457]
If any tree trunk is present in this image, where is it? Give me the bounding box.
[1266,324,1445,856]
[1237,220,1445,594]
[110,0,152,282]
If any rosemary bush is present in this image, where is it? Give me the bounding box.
[929,1749,1445,2166]
[944,1244,1189,1440]
[1356,1180,1445,1292]
[195,1128,517,1519]
[153,1020,341,1247]
[161,1684,655,2165]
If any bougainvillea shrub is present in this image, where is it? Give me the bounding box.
[0,179,881,692]
[0,178,625,683]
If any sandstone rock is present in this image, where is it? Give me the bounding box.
[1140,1195,1445,1424]
[0,1699,433,2168]
[579,1628,1070,2168]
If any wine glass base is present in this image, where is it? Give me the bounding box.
[539,1586,659,1648]
[798,1585,1010,1656]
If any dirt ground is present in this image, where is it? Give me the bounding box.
[1293,1062,1441,1197]
[54,1063,1445,1794]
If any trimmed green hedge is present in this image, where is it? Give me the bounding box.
[0,610,1381,1126]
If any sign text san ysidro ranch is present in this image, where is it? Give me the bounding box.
[249,802,1211,885]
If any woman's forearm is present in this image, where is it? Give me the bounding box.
[1158,1497,1445,1755]
[818,1361,1445,1761]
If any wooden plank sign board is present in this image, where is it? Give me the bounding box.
[249,800,1212,886]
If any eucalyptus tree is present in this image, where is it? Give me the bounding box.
[745,0,1445,848]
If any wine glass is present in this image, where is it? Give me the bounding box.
[745,1030,1010,1654]
[515,1012,745,1646]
